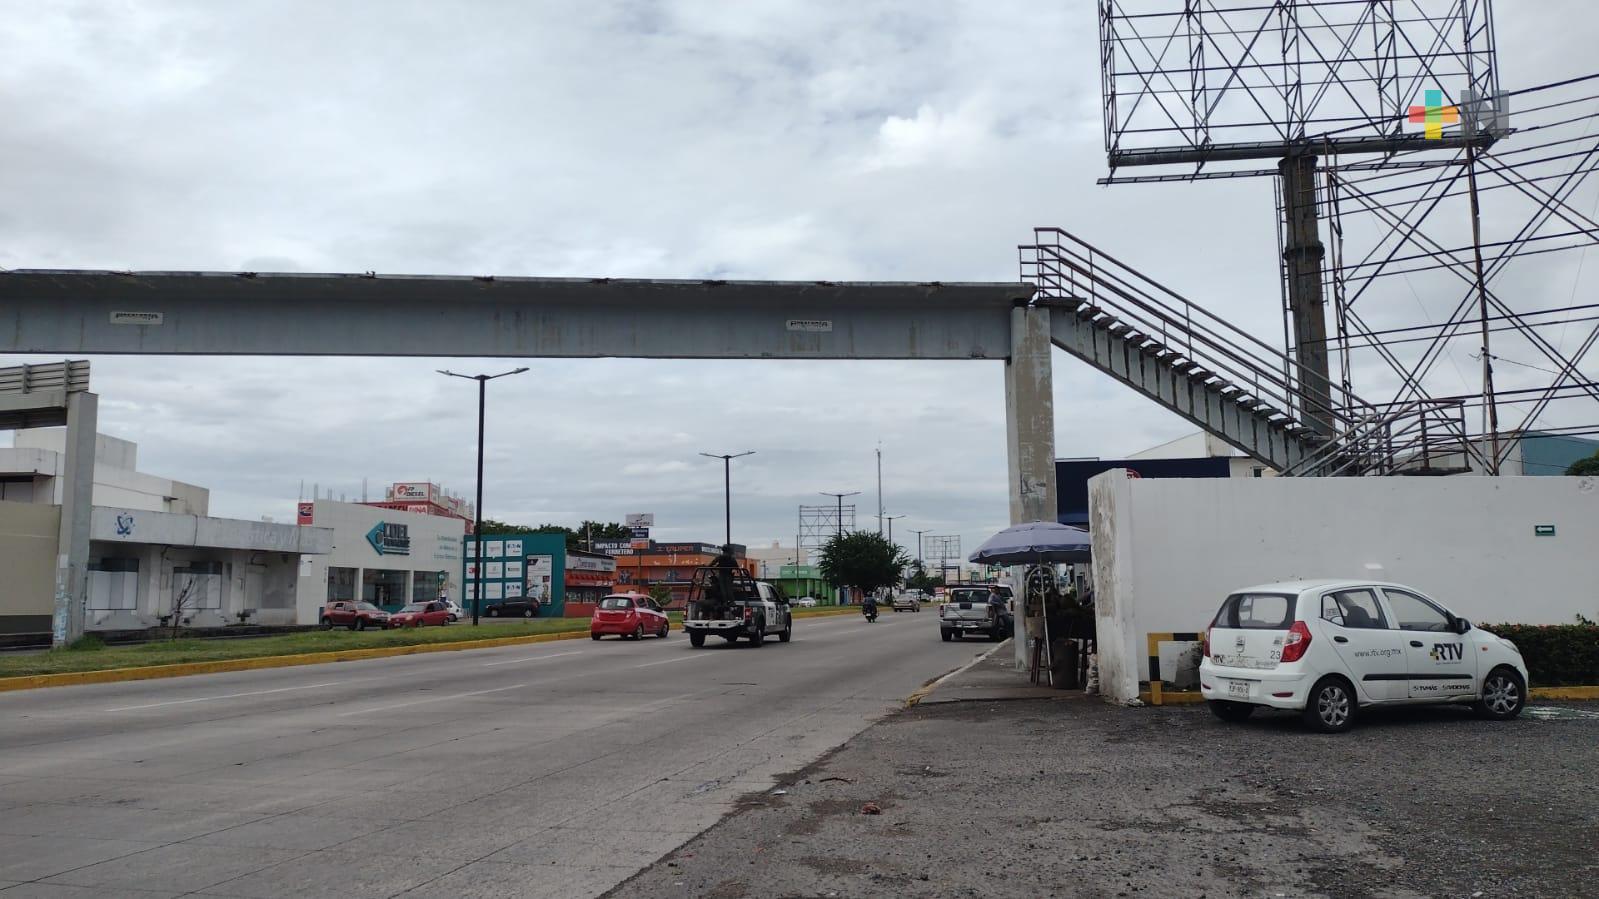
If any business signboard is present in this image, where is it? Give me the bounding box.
[527,555,554,601]
[296,502,314,525]
[390,482,435,502]
[626,513,655,527]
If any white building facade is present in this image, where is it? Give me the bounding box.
[293,500,467,623]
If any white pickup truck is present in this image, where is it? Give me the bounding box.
[939,585,1014,642]
[685,575,793,648]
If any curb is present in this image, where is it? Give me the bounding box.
[0,628,594,693]
[904,640,1011,708]
[0,605,867,694]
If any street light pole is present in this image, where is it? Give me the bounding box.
[819,491,860,604]
[911,528,929,568]
[439,366,529,626]
[884,514,904,548]
[699,451,755,546]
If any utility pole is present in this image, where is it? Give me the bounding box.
[911,528,929,567]
[700,451,755,546]
[875,446,883,534]
[438,367,529,626]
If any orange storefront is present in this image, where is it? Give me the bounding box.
[609,542,754,608]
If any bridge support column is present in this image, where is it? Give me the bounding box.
[1280,153,1335,437]
[1005,305,1058,670]
[53,391,97,647]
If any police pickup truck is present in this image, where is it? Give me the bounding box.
[684,567,793,648]
[939,585,1014,642]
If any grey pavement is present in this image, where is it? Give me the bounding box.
[0,610,980,898]
[613,652,1599,899]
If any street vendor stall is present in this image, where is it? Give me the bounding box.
[969,521,1094,688]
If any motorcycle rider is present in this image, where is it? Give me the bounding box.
[862,591,879,620]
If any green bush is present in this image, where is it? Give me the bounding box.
[1480,623,1599,686]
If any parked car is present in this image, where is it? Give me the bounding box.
[1200,580,1529,733]
[485,596,541,618]
[891,594,921,612]
[320,600,390,631]
[591,593,670,640]
[389,600,453,628]
[794,597,819,607]
[438,599,463,622]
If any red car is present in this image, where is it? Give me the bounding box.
[321,600,391,631]
[591,594,669,640]
[388,600,453,628]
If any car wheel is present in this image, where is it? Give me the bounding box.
[1208,700,1255,723]
[749,618,765,647]
[591,632,601,641]
[689,631,705,648]
[1303,676,1356,734]
[1475,667,1526,720]
[320,617,333,630]
[523,608,535,619]
[658,623,669,638]
[487,607,499,618]
[778,616,792,643]
[941,629,952,642]
[355,618,367,631]
[632,624,644,641]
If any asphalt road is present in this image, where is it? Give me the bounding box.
[0,608,984,898]
[616,653,1599,899]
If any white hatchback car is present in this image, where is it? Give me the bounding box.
[1199,580,1529,733]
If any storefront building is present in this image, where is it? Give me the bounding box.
[775,564,829,600]
[604,541,752,607]
[565,550,617,603]
[294,500,466,621]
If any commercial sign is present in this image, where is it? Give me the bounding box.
[566,554,617,573]
[365,522,411,556]
[296,502,314,525]
[390,482,434,502]
[786,319,833,332]
[630,527,650,539]
[527,555,554,601]
[625,513,655,527]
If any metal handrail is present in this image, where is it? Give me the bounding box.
[1023,227,1474,476]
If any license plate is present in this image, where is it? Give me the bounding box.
[1227,680,1250,698]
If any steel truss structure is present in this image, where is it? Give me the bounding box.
[1100,0,1501,176]
[1091,1,1597,474]
[798,504,855,562]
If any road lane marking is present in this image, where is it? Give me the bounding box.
[481,651,583,667]
[335,682,527,717]
[105,681,343,712]
[631,655,708,669]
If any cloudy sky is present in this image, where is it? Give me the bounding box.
[3,1,1597,557]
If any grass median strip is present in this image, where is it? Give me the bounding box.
[0,619,593,679]
[0,605,863,689]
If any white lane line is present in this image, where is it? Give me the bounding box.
[481,651,583,667]
[105,682,344,712]
[631,655,708,669]
[336,682,527,717]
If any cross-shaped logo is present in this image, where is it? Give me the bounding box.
[1408,89,1459,140]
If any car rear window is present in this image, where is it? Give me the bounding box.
[948,589,989,603]
[599,597,633,610]
[1214,593,1296,629]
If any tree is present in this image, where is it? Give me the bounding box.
[647,584,674,607]
[817,531,911,597]
[1567,450,1599,476]
[905,559,943,593]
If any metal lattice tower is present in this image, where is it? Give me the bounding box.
[798,504,855,561]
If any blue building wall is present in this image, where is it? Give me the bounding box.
[1520,433,1599,476]
[463,532,569,616]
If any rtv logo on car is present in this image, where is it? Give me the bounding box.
[1430,642,1464,662]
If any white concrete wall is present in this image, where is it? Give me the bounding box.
[1088,470,1599,703]
[0,441,210,515]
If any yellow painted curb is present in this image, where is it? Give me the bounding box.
[1530,685,1599,701]
[1139,690,1205,705]
[0,628,593,693]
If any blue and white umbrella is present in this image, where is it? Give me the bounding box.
[968,520,1091,565]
